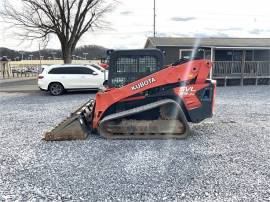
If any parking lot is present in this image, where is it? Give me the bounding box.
[0,86,269,201]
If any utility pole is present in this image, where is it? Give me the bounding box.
[83,53,88,60]
[39,44,42,66]
[153,0,156,37]
[51,52,56,60]
[19,51,24,60]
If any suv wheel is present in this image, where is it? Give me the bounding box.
[49,82,64,96]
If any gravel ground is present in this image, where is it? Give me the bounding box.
[0,87,270,201]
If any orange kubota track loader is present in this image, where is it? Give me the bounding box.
[44,49,216,140]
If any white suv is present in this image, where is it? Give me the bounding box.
[38,64,107,95]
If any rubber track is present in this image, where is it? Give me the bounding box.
[98,99,190,139]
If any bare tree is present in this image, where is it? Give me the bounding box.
[0,0,113,63]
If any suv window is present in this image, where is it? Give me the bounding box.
[75,67,94,74]
[49,67,69,74]
[49,67,95,74]
[91,64,105,72]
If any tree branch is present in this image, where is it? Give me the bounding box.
[0,0,115,63]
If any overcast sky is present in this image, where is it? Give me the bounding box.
[0,0,270,51]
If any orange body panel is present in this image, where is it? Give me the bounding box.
[173,84,209,110]
[93,60,212,129]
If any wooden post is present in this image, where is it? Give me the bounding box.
[0,61,9,78]
[225,62,228,87]
[0,62,3,78]
[240,50,246,86]
[255,62,258,86]
[210,47,214,79]
[7,63,11,78]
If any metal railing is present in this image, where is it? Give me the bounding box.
[244,61,270,77]
[213,61,270,78]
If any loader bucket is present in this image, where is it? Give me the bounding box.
[43,100,95,141]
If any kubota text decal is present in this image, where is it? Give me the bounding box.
[131,77,156,91]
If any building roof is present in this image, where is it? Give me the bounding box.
[145,37,270,48]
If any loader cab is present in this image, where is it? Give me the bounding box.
[108,49,165,88]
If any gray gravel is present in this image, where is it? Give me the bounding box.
[0,87,270,201]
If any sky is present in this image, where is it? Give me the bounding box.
[0,0,270,51]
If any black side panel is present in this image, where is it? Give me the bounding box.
[187,83,215,123]
[108,49,165,88]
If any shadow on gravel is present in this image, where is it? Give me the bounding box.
[39,89,99,96]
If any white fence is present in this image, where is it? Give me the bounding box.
[1,59,102,78]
